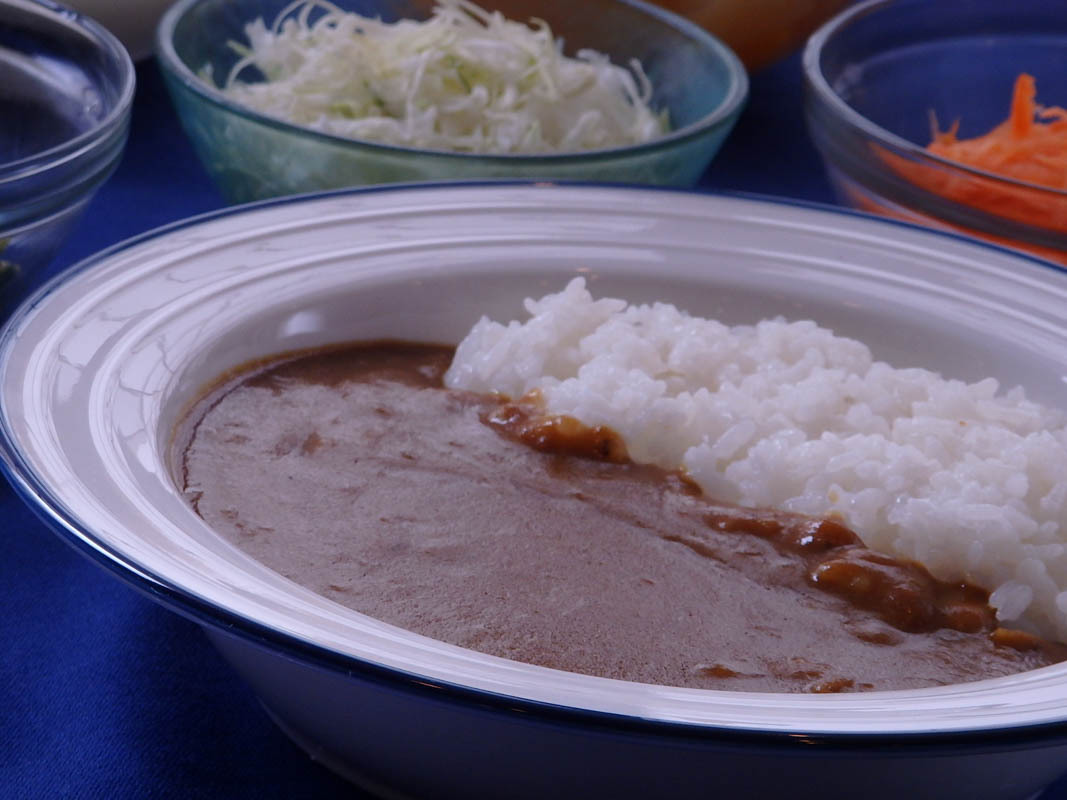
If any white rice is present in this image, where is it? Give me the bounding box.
[444,278,1067,642]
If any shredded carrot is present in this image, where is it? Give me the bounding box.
[927,74,1067,194]
[871,74,1067,264]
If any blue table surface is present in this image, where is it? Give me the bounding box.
[4,54,1067,799]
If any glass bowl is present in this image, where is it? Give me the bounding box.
[155,0,748,203]
[0,0,134,319]
[803,0,1067,266]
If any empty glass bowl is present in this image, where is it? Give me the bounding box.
[155,0,748,203]
[0,0,134,318]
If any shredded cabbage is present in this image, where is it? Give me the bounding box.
[217,0,668,154]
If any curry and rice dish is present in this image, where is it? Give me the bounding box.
[174,280,1067,693]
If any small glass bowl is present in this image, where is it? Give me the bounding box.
[155,0,748,203]
[803,0,1067,266]
[0,0,134,318]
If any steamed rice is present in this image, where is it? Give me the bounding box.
[444,278,1067,641]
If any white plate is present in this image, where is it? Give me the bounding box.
[4,184,1067,799]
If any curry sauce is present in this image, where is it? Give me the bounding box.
[177,342,1067,692]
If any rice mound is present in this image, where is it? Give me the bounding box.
[444,278,1067,641]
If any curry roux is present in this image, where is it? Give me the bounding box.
[177,342,1067,692]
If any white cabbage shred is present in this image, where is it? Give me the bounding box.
[217,0,669,154]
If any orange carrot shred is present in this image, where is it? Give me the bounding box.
[1009,73,1036,138]
[926,73,1066,192]
[867,73,1067,264]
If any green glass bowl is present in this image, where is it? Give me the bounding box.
[155,0,747,203]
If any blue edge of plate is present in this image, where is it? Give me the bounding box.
[4,179,1067,754]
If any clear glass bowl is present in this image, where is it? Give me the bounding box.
[0,0,134,319]
[155,0,748,204]
[803,0,1067,266]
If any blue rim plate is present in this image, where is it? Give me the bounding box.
[5,181,1067,747]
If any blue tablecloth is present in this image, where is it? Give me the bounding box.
[4,54,1066,799]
